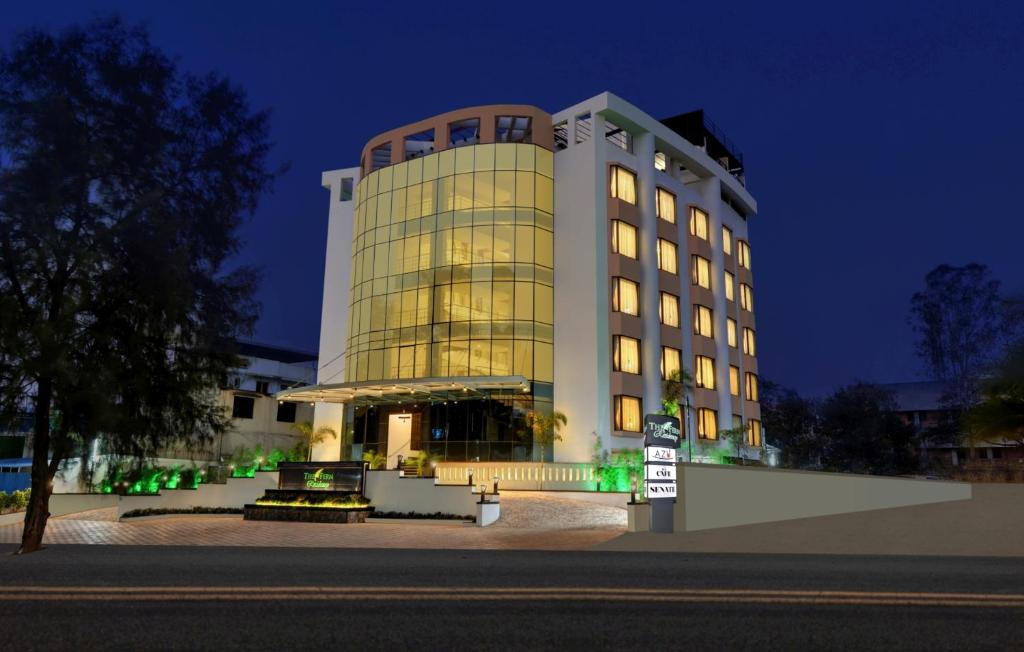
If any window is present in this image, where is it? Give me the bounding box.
[724,271,735,301]
[745,372,759,401]
[729,366,740,396]
[695,355,716,390]
[659,292,680,327]
[614,395,642,432]
[722,226,733,255]
[661,346,681,379]
[495,116,532,143]
[609,165,636,204]
[232,395,254,420]
[575,112,592,144]
[339,177,353,202]
[605,120,632,152]
[743,327,757,356]
[276,401,297,423]
[404,128,435,160]
[738,240,752,269]
[740,283,754,311]
[689,207,709,240]
[747,419,762,447]
[611,220,638,259]
[656,188,676,223]
[697,408,718,440]
[370,142,391,171]
[727,318,737,348]
[693,305,714,338]
[255,380,270,394]
[657,239,678,274]
[654,151,667,171]
[611,277,639,316]
[448,118,480,147]
[612,335,641,374]
[553,121,568,150]
[691,255,711,289]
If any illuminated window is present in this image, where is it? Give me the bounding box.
[729,366,740,397]
[654,151,667,171]
[661,346,681,380]
[743,328,757,356]
[693,305,714,338]
[722,226,732,255]
[611,277,640,316]
[695,355,716,390]
[612,335,641,374]
[697,408,718,440]
[614,395,642,432]
[689,207,709,240]
[656,188,676,224]
[691,255,711,289]
[747,419,762,446]
[745,372,759,401]
[740,283,754,311]
[660,292,680,327]
[724,271,735,301]
[727,318,737,348]
[609,165,636,204]
[737,240,751,270]
[611,220,638,259]
[657,239,678,274]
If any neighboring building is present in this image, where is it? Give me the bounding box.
[886,380,1023,466]
[282,92,762,465]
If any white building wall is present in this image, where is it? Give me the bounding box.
[312,168,359,461]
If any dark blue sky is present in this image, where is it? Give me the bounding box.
[4,1,1022,396]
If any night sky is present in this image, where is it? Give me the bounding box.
[4,1,1023,396]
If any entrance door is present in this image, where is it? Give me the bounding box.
[386,413,413,469]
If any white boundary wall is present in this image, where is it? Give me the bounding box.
[364,471,477,516]
[675,464,971,531]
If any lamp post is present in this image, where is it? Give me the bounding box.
[684,395,694,463]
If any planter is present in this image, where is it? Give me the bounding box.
[243,504,374,524]
[475,500,500,527]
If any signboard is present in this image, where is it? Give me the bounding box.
[644,414,682,449]
[645,482,678,499]
[645,464,677,481]
[645,446,675,463]
[277,462,365,493]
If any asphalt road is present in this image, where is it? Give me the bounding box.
[1,545,1022,650]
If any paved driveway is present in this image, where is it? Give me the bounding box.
[0,492,626,551]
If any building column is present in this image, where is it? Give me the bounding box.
[635,131,662,416]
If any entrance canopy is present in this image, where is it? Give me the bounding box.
[275,375,530,406]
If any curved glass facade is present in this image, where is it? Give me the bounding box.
[346,143,554,385]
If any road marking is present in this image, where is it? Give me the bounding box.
[1,586,1022,608]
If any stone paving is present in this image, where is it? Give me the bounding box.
[0,492,626,551]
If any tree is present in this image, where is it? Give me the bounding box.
[968,341,1024,448]
[291,421,338,462]
[0,19,274,553]
[660,368,694,417]
[523,410,566,489]
[818,383,918,475]
[719,424,748,460]
[910,264,1016,454]
[760,379,821,468]
[361,449,386,470]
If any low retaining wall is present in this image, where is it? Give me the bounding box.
[111,472,279,518]
[435,462,596,491]
[675,464,972,531]
[49,493,119,516]
[365,471,477,516]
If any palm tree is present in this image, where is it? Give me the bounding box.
[361,449,387,470]
[523,410,567,489]
[291,421,338,462]
[661,368,695,417]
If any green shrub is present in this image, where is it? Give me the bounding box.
[0,489,30,513]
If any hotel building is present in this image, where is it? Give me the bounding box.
[280,92,762,465]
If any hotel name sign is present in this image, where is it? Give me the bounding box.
[277,462,365,493]
[643,414,680,532]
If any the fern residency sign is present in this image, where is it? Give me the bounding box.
[277,462,365,493]
[643,414,681,533]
